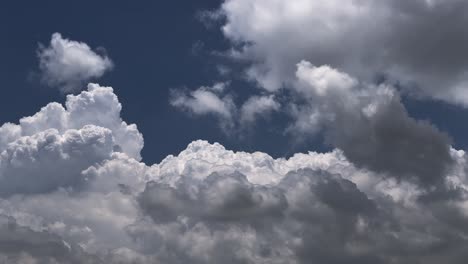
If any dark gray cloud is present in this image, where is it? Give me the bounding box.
[291,62,454,186]
[328,91,454,186]
[0,215,102,264]
[134,167,468,264]
[139,171,287,224]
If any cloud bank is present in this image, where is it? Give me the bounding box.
[1,84,468,263]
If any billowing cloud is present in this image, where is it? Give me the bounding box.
[217,0,468,106]
[37,33,113,92]
[0,83,143,161]
[0,100,468,264]
[0,125,114,196]
[292,61,454,186]
[1,83,468,262]
[117,140,468,264]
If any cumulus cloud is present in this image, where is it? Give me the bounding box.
[1,84,468,263]
[292,61,454,186]
[0,84,148,262]
[216,0,468,106]
[0,83,143,161]
[37,33,113,92]
[115,141,468,263]
[0,125,113,196]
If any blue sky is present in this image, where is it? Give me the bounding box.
[1,0,326,164]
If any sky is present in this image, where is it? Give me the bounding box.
[2,0,468,263]
[0,0,325,164]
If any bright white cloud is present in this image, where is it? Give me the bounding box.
[38,33,113,92]
[0,83,143,161]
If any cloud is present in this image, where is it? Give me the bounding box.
[292,61,454,186]
[175,61,454,186]
[178,2,457,186]
[216,0,468,106]
[128,144,468,264]
[170,83,280,131]
[0,83,143,161]
[0,214,102,264]
[240,95,280,123]
[37,33,113,92]
[1,83,468,263]
[0,125,113,196]
[170,83,235,120]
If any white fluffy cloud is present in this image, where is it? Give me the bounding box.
[0,83,143,161]
[38,33,113,92]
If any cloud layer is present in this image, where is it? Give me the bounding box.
[37,33,113,92]
[1,85,468,263]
